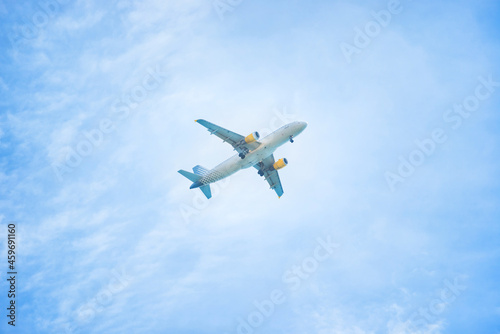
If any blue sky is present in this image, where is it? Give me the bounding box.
[0,0,499,333]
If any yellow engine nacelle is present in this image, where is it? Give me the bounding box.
[245,132,260,144]
[273,158,288,170]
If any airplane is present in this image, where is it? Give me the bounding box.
[178,119,308,199]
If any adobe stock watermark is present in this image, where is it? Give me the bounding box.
[178,176,231,225]
[51,64,168,181]
[8,0,67,51]
[339,0,411,64]
[407,276,467,331]
[56,267,132,334]
[228,235,339,334]
[385,74,499,191]
[213,0,244,21]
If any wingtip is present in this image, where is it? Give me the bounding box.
[194,119,198,122]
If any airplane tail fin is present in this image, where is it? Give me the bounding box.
[178,167,212,199]
[193,165,210,176]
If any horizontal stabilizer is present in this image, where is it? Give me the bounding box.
[178,169,202,182]
[200,185,212,199]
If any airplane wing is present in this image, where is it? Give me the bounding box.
[254,154,284,198]
[195,119,261,155]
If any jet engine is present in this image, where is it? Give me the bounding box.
[245,132,260,144]
[273,158,288,170]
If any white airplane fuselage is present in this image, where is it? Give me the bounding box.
[192,121,307,187]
